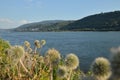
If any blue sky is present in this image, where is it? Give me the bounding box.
[0,0,120,29]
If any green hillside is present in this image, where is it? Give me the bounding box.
[14,11,120,31]
[61,11,120,31]
[14,20,73,32]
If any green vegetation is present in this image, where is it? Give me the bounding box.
[0,39,81,80]
[61,11,120,31]
[14,20,73,32]
[0,38,120,80]
[14,11,120,32]
[0,38,10,53]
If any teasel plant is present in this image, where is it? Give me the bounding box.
[65,53,79,80]
[41,40,46,46]
[34,40,41,54]
[110,47,120,80]
[40,40,46,52]
[24,41,33,55]
[29,54,44,80]
[46,48,61,80]
[24,41,30,51]
[91,57,111,80]
[9,46,29,73]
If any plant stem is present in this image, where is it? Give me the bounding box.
[67,70,72,80]
[49,63,53,80]
[19,59,29,73]
[34,47,37,54]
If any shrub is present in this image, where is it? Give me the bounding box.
[0,38,10,54]
[2,38,118,80]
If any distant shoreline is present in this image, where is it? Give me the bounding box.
[11,30,120,32]
[2,29,120,32]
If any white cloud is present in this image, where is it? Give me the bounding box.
[0,18,29,29]
[0,18,14,24]
[19,20,29,24]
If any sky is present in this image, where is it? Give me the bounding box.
[0,0,120,29]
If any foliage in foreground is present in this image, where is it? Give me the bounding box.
[0,39,120,80]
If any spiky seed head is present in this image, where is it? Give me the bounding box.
[11,46,25,59]
[65,53,79,70]
[7,46,25,65]
[58,66,67,78]
[46,48,61,63]
[34,40,41,48]
[110,47,120,79]
[24,41,31,48]
[41,40,46,46]
[91,57,111,80]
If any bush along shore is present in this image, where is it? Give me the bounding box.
[0,38,120,80]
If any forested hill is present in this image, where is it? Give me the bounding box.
[14,20,73,32]
[61,11,120,31]
[14,11,120,31]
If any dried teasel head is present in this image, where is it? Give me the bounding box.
[34,40,41,48]
[46,48,61,64]
[65,53,79,70]
[91,57,111,80]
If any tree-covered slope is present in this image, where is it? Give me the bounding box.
[14,11,120,31]
[14,20,73,32]
[61,11,120,31]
